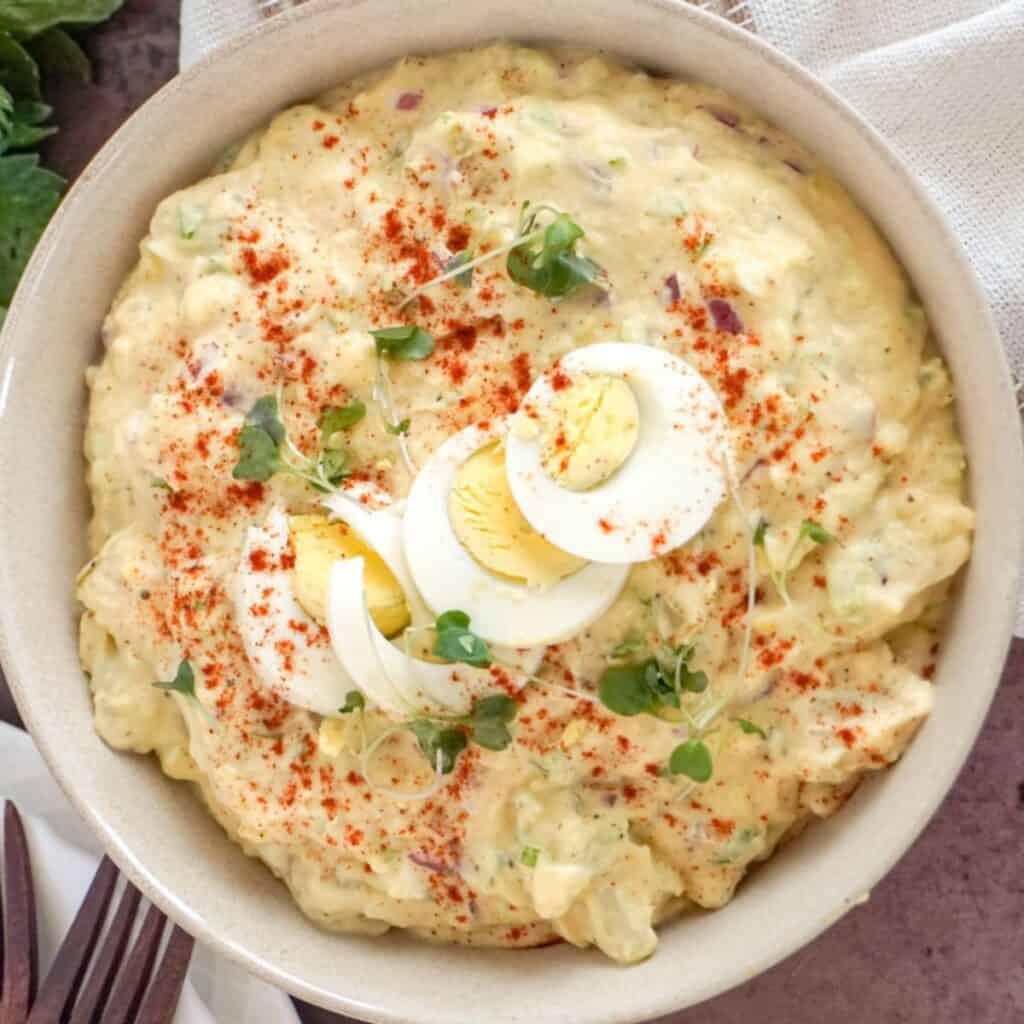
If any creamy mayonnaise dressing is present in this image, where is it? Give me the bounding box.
[77,45,973,963]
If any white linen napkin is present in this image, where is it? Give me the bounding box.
[178,0,1024,634]
[0,722,302,1024]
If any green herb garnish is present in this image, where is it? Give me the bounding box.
[233,394,354,491]
[407,692,518,774]
[408,720,468,775]
[432,610,492,668]
[737,719,767,739]
[752,519,767,547]
[371,325,435,361]
[668,739,713,782]
[765,517,834,601]
[466,694,517,751]
[398,202,606,309]
[385,417,410,436]
[319,399,366,438]
[339,690,366,714]
[799,519,833,545]
[154,659,195,698]
[598,644,708,718]
[521,846,540,867]
[506,203,604,299]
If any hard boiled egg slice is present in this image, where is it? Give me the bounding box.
[402,420,630,647]
[233,506,354,715]
[323,490,546,676]
[327,556,530,717]
[505,343,728,563]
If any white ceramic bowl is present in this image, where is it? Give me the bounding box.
[1,1,1021,1021]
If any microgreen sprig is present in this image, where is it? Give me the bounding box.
[153,659,195,698]
[369,325,434,475]
[233,393,361,492]
[399,202,605,309]
[756,518,834,603]
[407,693,518,774]
[432,610,492,668]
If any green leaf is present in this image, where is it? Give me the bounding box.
[0,153,62,307]
[737,718,767,739]
[669,739,713,782]
[150,477,172,492]
[339,690,365,714]
[433,610,492,668]
[506,210,604,299]
[598,662,658,717]
[2,112,55,150]
[244,394,285,444]
[319,399,365,440]
[408,720,467,774]
[0,85,13,142]
[800,519,833,545]
[521,846,539,867]
[753,519,767,547]
[610,632,647,659]
[371,324,435,360]
[154,659,195,698]
[0,1,125,37]
[233,424,281,482]
[469,694,517,751]
[385,417,410,436]
[28,28,91,81]
[318,446,352,486]
[0,32,40,98]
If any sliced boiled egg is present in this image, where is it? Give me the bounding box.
[326,556,530,716]
[322,490,546,677]
[402,420,630,647]
[505,342,728,563]
[290,513,410,636]
[233,506,354,716]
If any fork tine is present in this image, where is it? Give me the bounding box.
[1,802,38,1023]
[94,904,166,1024]
[132,925,194,1024]
[66,882,141,1024]
[26,857,119,1024]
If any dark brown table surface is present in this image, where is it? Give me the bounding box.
[5,3,1021,1021]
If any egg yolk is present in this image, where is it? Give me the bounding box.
[538,373,639,491]
[448,442,586,587]
[289,514,410,636]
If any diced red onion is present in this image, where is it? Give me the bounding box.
[708,298,743,334]
[409,852,457,874]
[700,104,741,129]
[395,90,423,111]
[663,272,681,305]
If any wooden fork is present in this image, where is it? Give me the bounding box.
[1,802,194,1024]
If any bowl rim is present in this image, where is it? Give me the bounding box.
[1,0,1021,1020]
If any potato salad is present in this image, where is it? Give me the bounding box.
[77,45,973,963]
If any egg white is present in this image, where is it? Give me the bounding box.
[505,342,728,563]
[233,506,354,715]
[327,557,530,717]
[323,491,545,676]
[402,420,631,647]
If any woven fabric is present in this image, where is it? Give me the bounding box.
[179,0,1024,631]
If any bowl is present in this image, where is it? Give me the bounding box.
[1,0,1021,1020]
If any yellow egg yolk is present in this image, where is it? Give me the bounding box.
[448,442,586,587]
[289,514,410,636]
[538,373,639,491]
